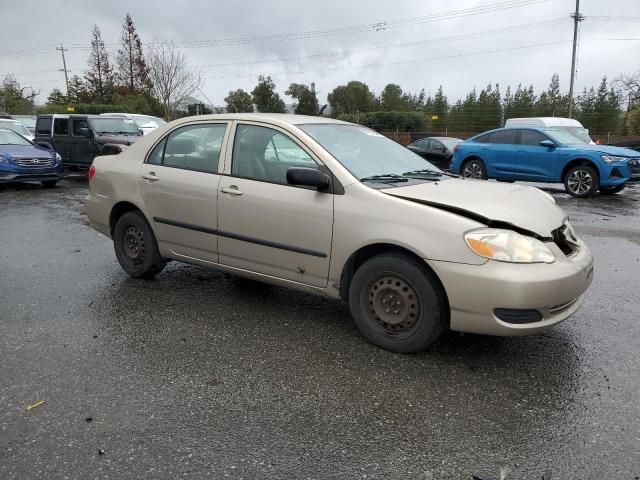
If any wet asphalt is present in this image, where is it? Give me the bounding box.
[0,176,639,480]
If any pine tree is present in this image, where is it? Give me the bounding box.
[85,25,115,103]
[115,14,150,94]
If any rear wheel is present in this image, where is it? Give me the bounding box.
[41,181,57,189]
[348,253,447,353]
[461,159,487,179]
[599,184,626,195]
[564,165,599,198]
[113,211,166,278]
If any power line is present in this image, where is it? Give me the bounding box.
[192,18,568,69]
[204,39,571,80]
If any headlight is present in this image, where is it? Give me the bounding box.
[601,155,628,164]
[465,228,555,264]
[55,153,62,161]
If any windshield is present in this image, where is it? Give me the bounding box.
[0,120,31,138]
[543,128,589,145]
[299,124,442,183]
[133,116,165,129]
[12,116,36,128]
[439,138,462,150]
[90,117,139,135]
[0,129,32,145]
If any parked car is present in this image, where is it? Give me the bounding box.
[9,115,37,135]
[0,118,34,141]
[0,128,63,188]
[505,117,594,144]
[101,113,166,135]
[86,114,593,353]
[35,114,142,167]
[406,136,462,170]
[612,140,640,153]
[450,127,640,197]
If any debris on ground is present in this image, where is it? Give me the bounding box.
[25,400,46,412]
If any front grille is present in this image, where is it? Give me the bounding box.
[629,159,640,176]
[552,225,578,257]
[14,158,54,167]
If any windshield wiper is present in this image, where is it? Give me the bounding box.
[403,169,458,178]
[360,174,409,183]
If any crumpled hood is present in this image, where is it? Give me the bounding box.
[382,179,566,238]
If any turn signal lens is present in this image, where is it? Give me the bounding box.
[88,165,96,181]
[465,228,555,264]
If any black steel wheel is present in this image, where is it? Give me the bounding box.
[349,253,447,353]
[564,165,599,198]
[113,211,166,278]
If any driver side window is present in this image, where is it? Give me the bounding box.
[232,124,319,184]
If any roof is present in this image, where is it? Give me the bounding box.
[170,113,351,127]
[505,117,584,127]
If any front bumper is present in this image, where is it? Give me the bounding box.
[599,159,640,187]
[0,171,62,183]
[427,240,594,336]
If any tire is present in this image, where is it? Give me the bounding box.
[600,184,626,195]
[348,253,448,353]
[564,165,599,198]
[41,181,57,189]
[461,159,487,180]
[113,211,166,279]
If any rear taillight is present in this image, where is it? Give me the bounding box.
[88,165,96,181]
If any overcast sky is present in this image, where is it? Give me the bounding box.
[1,0,639,107]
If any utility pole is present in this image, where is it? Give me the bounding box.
[568,0,584,118]
[56,43,70,99]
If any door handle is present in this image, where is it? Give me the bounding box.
[142,172,159,181]
[221,186,243,196]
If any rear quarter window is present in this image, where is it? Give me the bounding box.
[36,118,52,136]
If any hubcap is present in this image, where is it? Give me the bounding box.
[367,276,420,335]
[123,226,145,265]
[567,170,593,195]
[463,162,483,179]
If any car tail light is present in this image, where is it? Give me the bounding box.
[88,165,96,181]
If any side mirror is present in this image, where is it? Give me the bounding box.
[78,127,91,137]
[286,167,330,190]
[540,139,556,148]
[138,128,144,136]
[36,141,54,150]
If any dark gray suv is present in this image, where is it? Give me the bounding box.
[35,114,142,167]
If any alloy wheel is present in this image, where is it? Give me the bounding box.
[567,169,593,195]
[463,162,483,179]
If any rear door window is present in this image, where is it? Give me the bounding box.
[53,118,69,136]
[158,123,227,173]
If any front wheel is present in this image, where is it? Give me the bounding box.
[600,184,626,195]
[461,159,487,179]
[113,211,166,278]
[564,165,599,198]
[348,253,448,353]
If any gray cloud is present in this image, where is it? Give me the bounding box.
[2,0,639,106]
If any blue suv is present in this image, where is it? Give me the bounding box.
[450,127,640,197]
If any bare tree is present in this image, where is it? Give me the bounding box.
[146,41,201,120]
[614,72,640,108]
